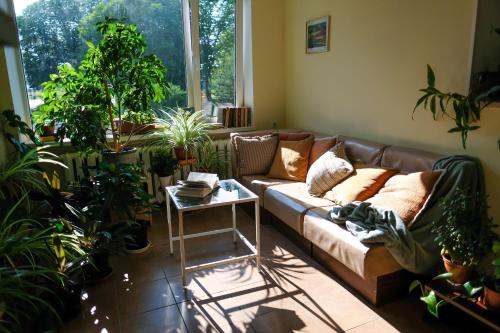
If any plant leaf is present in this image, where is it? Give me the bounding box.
[409,280,422,293]
[432,272,453,280]
[427,64,435,88]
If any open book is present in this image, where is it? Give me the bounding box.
[176,172,219,198]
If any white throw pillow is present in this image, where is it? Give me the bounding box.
[306,143,354,197]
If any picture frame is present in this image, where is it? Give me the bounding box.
[306,15,330,54]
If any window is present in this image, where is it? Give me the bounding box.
[10,0,247,126]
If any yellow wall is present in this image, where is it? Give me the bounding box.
[284,0,500,228]
[250,0,286,129]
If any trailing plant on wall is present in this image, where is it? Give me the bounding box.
[413,65,500,149]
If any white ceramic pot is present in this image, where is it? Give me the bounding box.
[159,175,173,188]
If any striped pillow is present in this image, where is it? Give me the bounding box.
[234,134,279,176]
[306,143,354,197]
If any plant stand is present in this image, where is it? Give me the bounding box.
[425,280,500,331]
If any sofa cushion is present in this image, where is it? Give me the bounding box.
[240,175,296,206]
[304,206,402,279]
[337,135,388,166]
[367,170,444,226]
[308,136,337,167]
[268,136,314,181]
[306,143,354,197]
[264,182,333,234]
[233,134,279,176]
[323,166,399,205]
[279,132,313,141]
[381,146,443,173]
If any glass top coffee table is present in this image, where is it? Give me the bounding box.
[165,179,261,287]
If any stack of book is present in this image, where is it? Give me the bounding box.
[175,172,219,198]
[222,107,250,128]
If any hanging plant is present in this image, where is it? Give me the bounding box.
[413,65,500,149]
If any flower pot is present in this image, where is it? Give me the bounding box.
[174,146,193,160]
[159,175,173,188]
[82,252,113,283]
[441,251,474,285]
[102,147,137,165]
[483,286,500,312]
[42,125,55,136]
[125,220,150,253]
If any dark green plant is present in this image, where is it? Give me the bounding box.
[93,162,153,221]
[35,17,168,153]
[409,272,483,319]
[149,148,177,177]
[432,188,495,266]
[0,109,40,155]
[413,65,500,149]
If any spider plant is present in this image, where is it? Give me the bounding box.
[0,194,84,332]
[196,140,228,177]
[150,108,211,160]
[0,147,66,201]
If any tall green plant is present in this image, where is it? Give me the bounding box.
[35,17,168,153]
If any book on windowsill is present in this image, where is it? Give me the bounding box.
[175,172,219,198]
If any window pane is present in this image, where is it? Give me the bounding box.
[14,0,187,113]
[198,0,235,119]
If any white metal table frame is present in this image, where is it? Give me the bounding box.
[165,179,261,287]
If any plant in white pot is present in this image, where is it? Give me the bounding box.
[150,148,178,188]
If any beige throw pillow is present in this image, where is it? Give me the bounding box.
[267,136,314,181]
[367,170,444,226]
[234,134,279,175]
[323,167,399,205]
[306,143,354,197]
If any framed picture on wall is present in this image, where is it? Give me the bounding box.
[306,16,330,53]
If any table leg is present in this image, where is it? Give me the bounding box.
[232,203,236,243]
[166,190,173,255]
[179,210,186,287]
[255,200,261,271]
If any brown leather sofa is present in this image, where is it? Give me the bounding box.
[231,130,443,305]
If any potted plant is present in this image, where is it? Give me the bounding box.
[151,109,211,160]
[432,188,495,285]
[35,18,168,161]
[197,139,228,177]
[483,241,500,312]
[150,148,178,188]
[94,162,154,252]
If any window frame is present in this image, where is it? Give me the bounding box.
[6,0,249,128]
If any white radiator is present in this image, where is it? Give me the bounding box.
[60,138,233,203]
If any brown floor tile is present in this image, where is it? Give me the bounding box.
[61,205,481,333]
[120,304,186,333]
[116,278,176,316]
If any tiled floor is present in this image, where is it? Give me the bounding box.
[62,205,489,333]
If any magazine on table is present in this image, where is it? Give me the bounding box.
[175,172,219,198]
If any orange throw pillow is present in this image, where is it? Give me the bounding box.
[279,132,312,141]
[268,136,314,181]
[366,170,443,226]
[323,167,399,205]
[309,136,337,167]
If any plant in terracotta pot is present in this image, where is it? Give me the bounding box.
[35,18,167,160]
[432,188,495,285]
[482,241,500,312]
[151,109,211,161]
[149,148,178,188]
